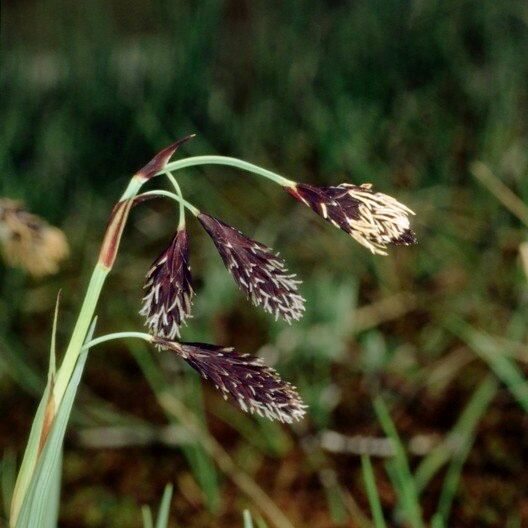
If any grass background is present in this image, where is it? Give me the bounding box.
[1,0,527,526]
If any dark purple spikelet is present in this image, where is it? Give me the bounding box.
[288,182,417,255]
[140,229,193,339]
[154,338,307,423]
[197,213,305,323]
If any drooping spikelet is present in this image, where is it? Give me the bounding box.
[154,338,307,423]
[0,198,69,277]
[140,229,193,339]
[197,213,305,323]
[287,182,417,255]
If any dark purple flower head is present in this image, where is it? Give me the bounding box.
[154,338,307,423]
[197,213,305,323]
[140,229,193,339]
[135,135,195,181]
[288,182,417,255]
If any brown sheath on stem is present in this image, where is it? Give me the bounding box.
[98,198,134,269]
[135,134,195,181]
[37,391,55,456]
[99,136,194,269]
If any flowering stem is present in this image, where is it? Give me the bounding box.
[138,190,200,216]
[165,172,186,229]
[161,156,296,188]
[83,331,153,350]
[53,176,146,406]
[119,174,145,200]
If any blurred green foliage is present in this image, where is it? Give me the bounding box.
[1,0,527,526]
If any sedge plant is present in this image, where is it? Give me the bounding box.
[9,135,417,527]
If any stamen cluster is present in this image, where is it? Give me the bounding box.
[288,182,416,255]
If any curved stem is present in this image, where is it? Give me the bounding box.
[83,331,153,350]
[161,156,296,188]
[138,190,200,216]
[165,172,186,229]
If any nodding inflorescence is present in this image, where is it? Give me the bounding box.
[153,338,306,423]
[140,228,193,340]
[133,137,417,422]
[197,212,305,323]
[287,182,416,255]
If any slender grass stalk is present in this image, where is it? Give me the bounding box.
[471,161,528,228]
[165,172,186,229]
[431,514,445,528]
[243,510,255,528]
[162,156,295,187]
[83,331,153,350]
[434,376,499,522]
[1,450,16,518]
[155,484,173,528]
[141,506,154,528]
[414,376,498,495]
[13,319,96,528]
[53,175,144,406]
[360,455,387,528]
[138,190,200,216]
[448,318,528,412]
[51,265,108,405]
[373,397,424,528]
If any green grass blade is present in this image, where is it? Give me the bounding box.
[48,291,62,384]
[255,518,269,528]
[434,378,497,523]
[431,513,445,528]
[373,397,424,528]
[10,385,51,525]
[384,460,409,525]
[414,376,498,494]
[448,319,528,412]
[243,509,255,528]
[141,505,154,528]
[360,455,387,528]
[40,453,62,528]
[16,350,88,527]
[241,509,270,528]
[155,483,173,528]
[1,450,16,519]
[9,293,68,524]
[323,480,348,525]
[14,318,96,528]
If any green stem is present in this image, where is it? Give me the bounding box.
[53,265,108,403]
[434,376,498,523]
[165,172,186,228]
[119,174,145,200]
[83,331,153,350]
[139,190,200,216]
[53,176,145,405]
[373,397,425,528]
[162,155,296,188]
[360,455,388,528]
